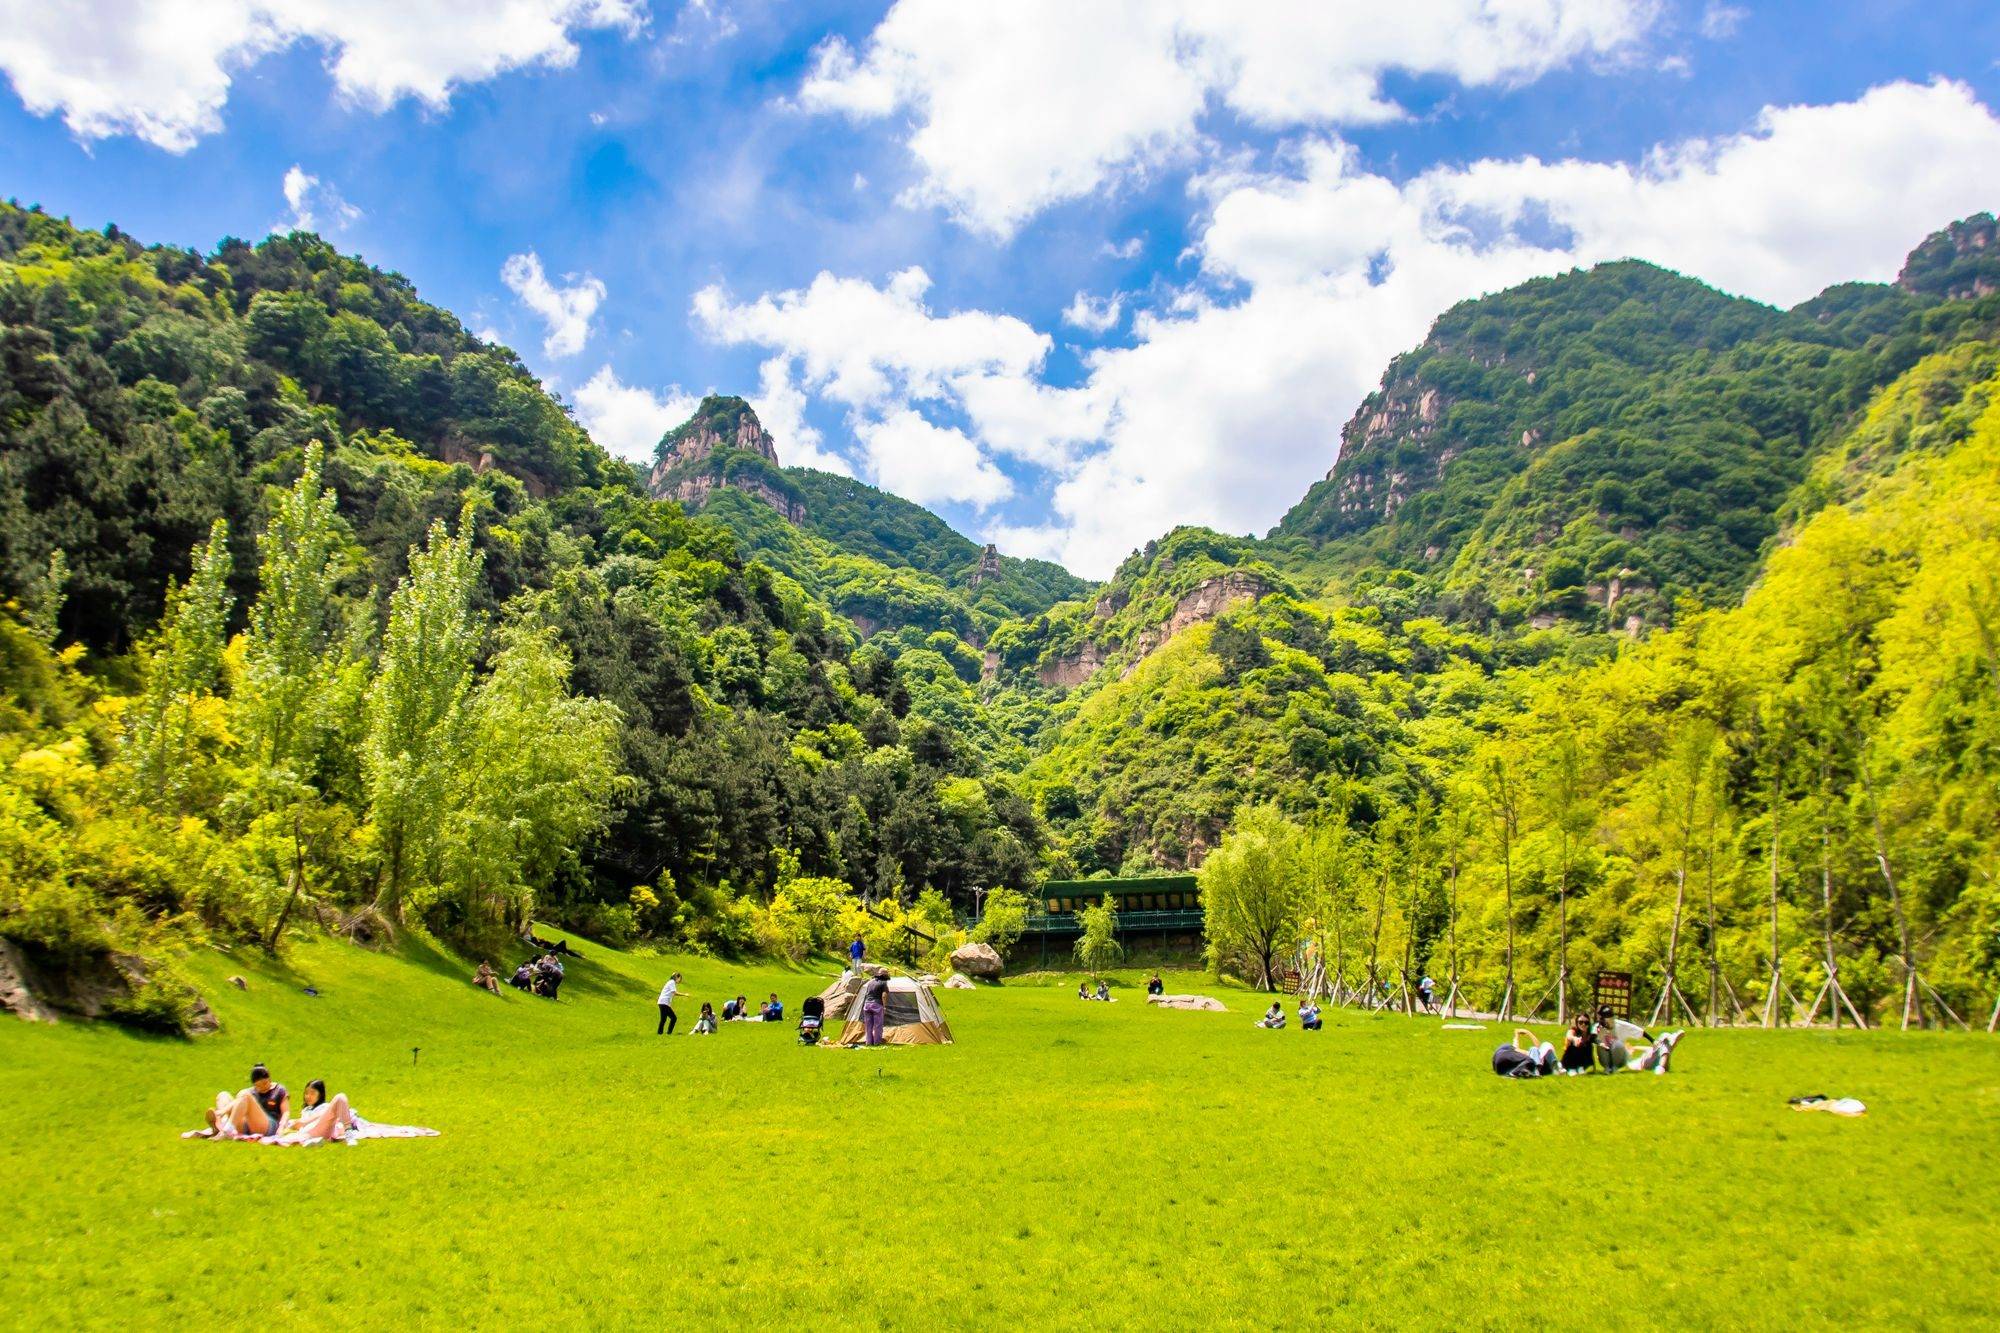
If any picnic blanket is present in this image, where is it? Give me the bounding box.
[183,1114,439,1144]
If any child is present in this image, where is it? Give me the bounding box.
[1257,1001,1286,1029]
[1299,1000,1322,1030]
[692,1002,718,1035]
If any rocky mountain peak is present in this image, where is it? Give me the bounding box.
[1897,213,2000,302]
[654,395,777,471]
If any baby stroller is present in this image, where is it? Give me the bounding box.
[798,995,825,1045]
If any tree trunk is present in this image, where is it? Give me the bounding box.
[266,812,308,954]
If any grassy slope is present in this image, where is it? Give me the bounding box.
[5,935,1997,1327]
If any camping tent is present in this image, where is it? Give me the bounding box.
[823,974,953,1046]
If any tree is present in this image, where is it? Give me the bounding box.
[441,621,626,935]
[363,518,483,918]
[1535,722,1594,1022]
[122,518,232,811]
[241,441,346,775]
[971,886,1032,959]
[1073,892,1123,974]
[1480,750,1523,1020]
[1200,805,1306,990]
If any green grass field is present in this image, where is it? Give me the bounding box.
[5,934,1998,1329]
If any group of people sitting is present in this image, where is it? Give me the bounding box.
[1492,1009,1686,1078]
[1255,999,1323,1030]
[191,1064,357,1143]
[497,953,566,998]
[1076,979,1114,1002]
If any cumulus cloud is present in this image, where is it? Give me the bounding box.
[0,0,645,152]
[853,410,1012,508]
[797,0,1656,235]
[1062,291,1124,334]
[753,357,853,476]
[502,251,607,359]
[280,164,361,232]
[717,80,2000,576]
[572,366,699,463]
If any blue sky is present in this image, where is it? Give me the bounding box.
[4,1,1999,576]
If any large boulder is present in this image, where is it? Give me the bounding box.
[1148,994,1228,1012]
[0,938,218,1034]
[944,973,976,990]
[949,941,1003,980]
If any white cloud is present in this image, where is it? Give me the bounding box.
[854,410,1012,508]
[1062,291,1125,334]
[1699,3,1746,39]
[797,0,1656,236]
[1101,236,1144,260]
[693,267,1048,408]
[0,0,645,152]
[279,164,361,232]
[502,251,607,359]
[714,80,2000,577]
[572,366,699,464]
[753,357,853,476]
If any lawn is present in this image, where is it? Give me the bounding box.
[5,933,1997,1329]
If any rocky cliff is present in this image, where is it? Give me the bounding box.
[646,396,807,523]
[1898,213,2000,302]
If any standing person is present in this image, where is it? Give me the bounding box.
[861,967,891,1047]
[849,934,867,973]
[657,972,682,1035]
[1418,974,1436,1011]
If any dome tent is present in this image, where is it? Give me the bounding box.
[821,973,953,1046]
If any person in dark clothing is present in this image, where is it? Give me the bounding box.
[1146,974,1164,996]
[509,962,536,991]
[1559,1015,1595,1075]
[861,968,891,1046]
[849,935,867,971]
[1493,1031,1558,1078]
[202,1063,290,1137]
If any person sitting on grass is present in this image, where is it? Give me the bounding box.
[1077,981,1090,1000]
[201,1063,289,1138]
[1257,1001,1286,1029]
[1146,973,1164,996]
[692,1002,718,1035]
[280,1079,357,1143]
[1299,999,1323,1031]
[1094,980,1112,1002]
[1559,1014,1596,1075]
[723,994,751,1021]
[508,961,536,992]
[473,961,500,995]
[1492,1029,1558,1078]
[761,993,784,1022]
[1593,1008,1649,1072]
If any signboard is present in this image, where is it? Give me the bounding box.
[1593,971,1633,1018]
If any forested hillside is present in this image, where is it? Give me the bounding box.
[0,204,1041,1026]
[6,200,2000,1031]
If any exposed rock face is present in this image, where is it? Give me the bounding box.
[438,439,551,497]
[944,973,976,989]
[968,543,1002,587]
[645,396,807,523]
[1898,213,2000,302]
[1147,994,1227,1012]
[0,938,217,1034]
[949,941,1003,980]
[1038,571,1271,687]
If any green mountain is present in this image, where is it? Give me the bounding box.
[643,394,1088,644]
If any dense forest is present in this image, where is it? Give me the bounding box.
[6,199,2000,1031]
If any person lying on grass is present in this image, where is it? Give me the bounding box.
[1257,1001,1286,1029]
[1493,1031,1558,1078]
[693,1002,718,1034]
[200,1064,289,1138]
[1299,1000,1322,1030]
